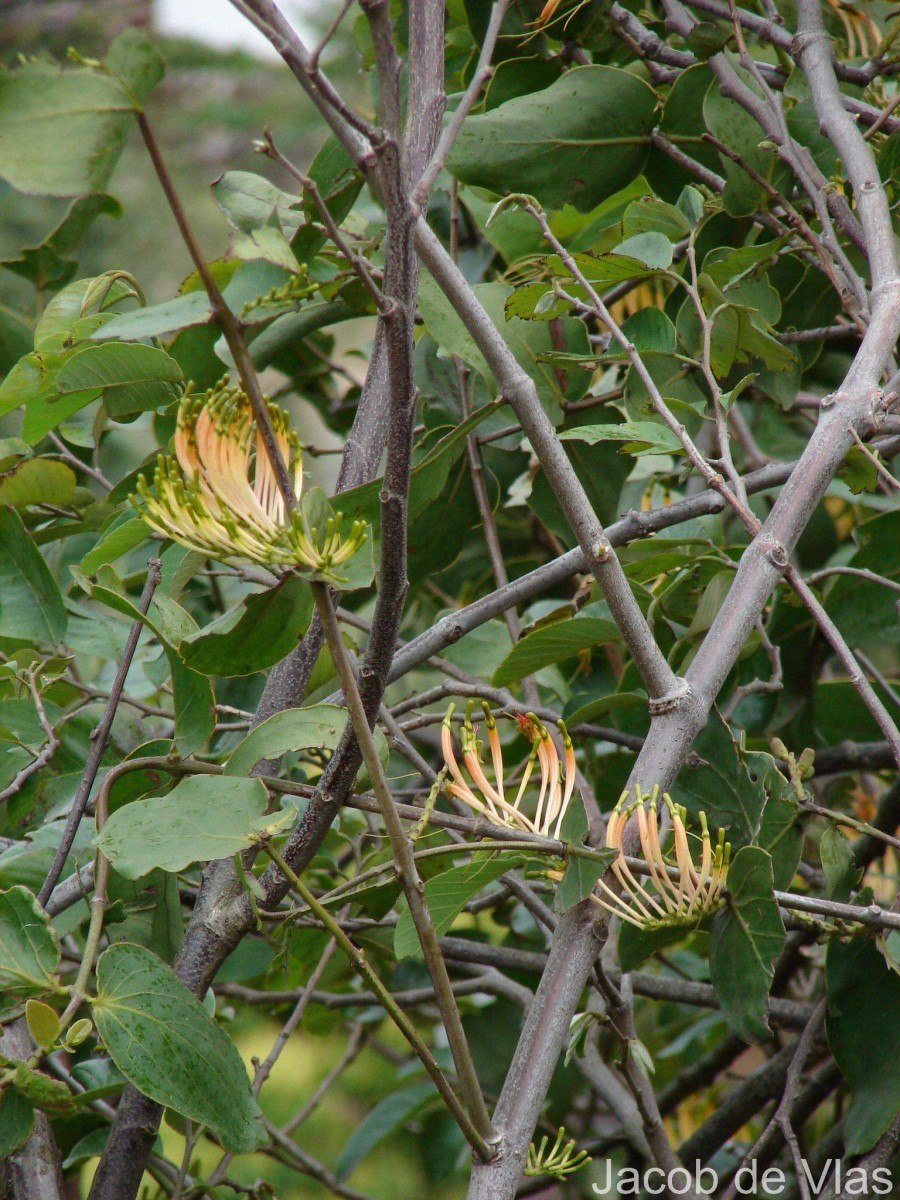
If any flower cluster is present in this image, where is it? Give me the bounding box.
[592,785,730,930]
[441,701,576,840]
[132,381,366,576]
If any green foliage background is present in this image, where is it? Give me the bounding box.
[0,1,899,1197]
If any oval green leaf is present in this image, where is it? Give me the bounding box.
[57,343,183,418]
[448,66,657,213]
[709,846,785,1044]
[0,887,62,1014]
[92,942,266,1153]
[0,509,67,642]
[94,776,270,879]
[394,855,523,961]
[827,935,900,1155]
[180,575,313,677]
[224,704,347,777]
[492,616,619,687]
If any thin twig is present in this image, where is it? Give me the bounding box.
[413,0,511,208]
[137,114,298,515]
[38,559,162,906]
[309,581,497,1153]
[721,998,828,1200]
[0,667,61,805]
[853,648,900,710]
[261,841,493,1160]
[259,131,389,312]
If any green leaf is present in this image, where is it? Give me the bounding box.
[0,822,92,892]
[12,1064,74,1114]
[492,616,619,686]
[94,776,270,879]
[559,421,684,456]
[25,998,61,1050]
[89,585,213,756]
[827,935,900,1155]
[553,848,616,914]
[825,511,900,650]
[33,276,119,349]
[1,195,122,291]
[81,518,152,574]
[685,20,732,59]
[394,855,521,960]
[0,307,33,376]
[709,307,740,378]
[671,713,766,847]
[0,458,75,508]
[703,67,792,217]
[225,704,347,777]
[0,1087,35,1157]
[531,407,632,533]
[104,28,166,108]
[337,404,499,533]
[620,308,676,356]
[92,942,266,1153]
[558,793,589,846]
[0,63,135,197]
[62,1128,112,1170]
[167,654,215,758]
[0,509,67,642]
[743,751,804,891]
[0,351,66,418]
[820,826,860,902]
[22,388,102,444]
[56,343,183,418]
[249,300,358,370]
[418,275,587,414]
[0,887,62,1012]
[709,846,785,1044]
[290,136,362,261]
[619,922,699,973]
[613,233,673,270]
[555,248,666,289]
[62,1127,164,1170]
[677,186,705,226]
[839,445,880,495]
[448,66,657,212]
[623,196,691,241]
[180,575,313,676]
[735,311,796,373]
[335,1082,437,1181]
[94,291,213,341]
[565,690,647,728]
[212,171,301,271]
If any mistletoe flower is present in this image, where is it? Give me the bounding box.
[132,381,366,576]
[592,785,730,930]
[440,701,576,839]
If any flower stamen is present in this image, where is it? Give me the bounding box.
[440,702,577,839]
[132,379,366,578]
[592,785,730,930]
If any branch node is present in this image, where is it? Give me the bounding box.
[647,678,692,716]
[764,541,789,571]
[790,30,832,56]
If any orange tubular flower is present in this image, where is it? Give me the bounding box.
[592,785,730,930]
[132,380,366,577]
[441,701,577,840]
